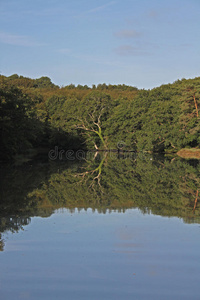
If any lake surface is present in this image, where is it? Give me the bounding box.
[0,153,200,299]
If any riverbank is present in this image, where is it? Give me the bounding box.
[176,148,200,159]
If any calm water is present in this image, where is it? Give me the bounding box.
[0,153,200,299]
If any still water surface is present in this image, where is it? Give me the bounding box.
[0,153,200,299]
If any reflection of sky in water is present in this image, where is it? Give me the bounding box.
[0,208,200,300]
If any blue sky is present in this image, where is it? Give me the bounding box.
[0,0,200,89]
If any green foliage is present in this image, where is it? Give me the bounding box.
[45,91,116,149]
[0,74,59,90]
[45,95,84,149]
[0,84,72,159]
[0,84,37,158]
[1,73,200,160]
[34,76,58,89]
[106,79,200,152]
[76,91,115,149]
[1,155,199,225]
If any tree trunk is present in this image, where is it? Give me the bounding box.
[193,94,199,117]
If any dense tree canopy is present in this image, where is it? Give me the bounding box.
[0,83,39,158]
[0,74,200,160]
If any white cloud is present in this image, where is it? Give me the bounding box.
[86,1,116,14]
[147,10,159,19]
[114,45,149,56]
[74,1,116,17]
[57,48,71,54]
[0,31,45,47]
[70,53,120,67]
[114,29,142,39]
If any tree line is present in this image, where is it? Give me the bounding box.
[0,74,200,160]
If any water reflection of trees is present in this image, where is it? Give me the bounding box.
[28,152,200,221]
[0,216,31,251]
[0,153,200,250]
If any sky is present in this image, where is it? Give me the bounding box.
[0,0,200,89]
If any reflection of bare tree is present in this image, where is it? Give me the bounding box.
[75,152,108,192]
[179,169,200,214]
[193,190,199,213]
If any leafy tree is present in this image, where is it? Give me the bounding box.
[0,84,36,158]
[34,76,58,88]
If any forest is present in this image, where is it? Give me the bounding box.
[0,73,200,161]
